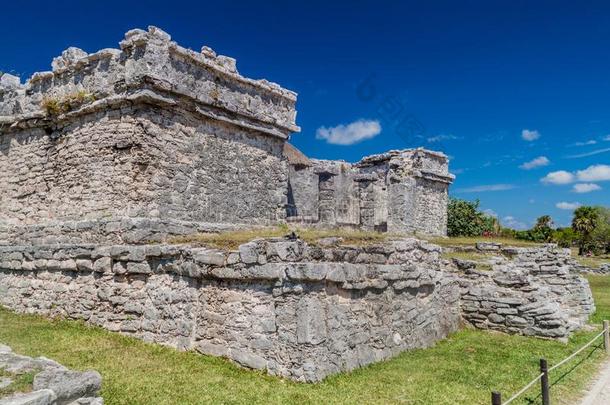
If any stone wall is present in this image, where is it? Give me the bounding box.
[445,244,595,340]
[0,26,296,229]
[286,149,454,236]
[0,344,102,405]
[0,238,461,382]
[1,26,455,237]
[0,217,247,246]
[0,238,597,381]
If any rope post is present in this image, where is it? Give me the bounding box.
[604,321,610,354]
[491,391,502,405]
[540,358,550,405]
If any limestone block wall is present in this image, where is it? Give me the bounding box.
[447,244,595,340]
[286,149,454,236]
[1,25,455,237]
[0,108,287,227]
[0,26,296,229]
[0,238,461,382]
[0,217,248,247]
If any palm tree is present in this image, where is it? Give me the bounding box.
[535,215,553,230]
[572,206,598,255]
[534,215,554,242]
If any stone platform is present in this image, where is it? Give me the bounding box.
[0,238,461,382]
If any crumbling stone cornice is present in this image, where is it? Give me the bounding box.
[0,26,300,138]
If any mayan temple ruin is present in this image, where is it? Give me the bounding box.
[0,27,595,382]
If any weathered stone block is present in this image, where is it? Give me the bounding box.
[296,297,327,345]
[92,257,112,273]
[126,262,151,274]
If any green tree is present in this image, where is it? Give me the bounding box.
[535,215,553,229]
[447,198,494,237]
[591,206,610,254]
[532,215,554,242]
[572,206,599,255]
[552,227,578,248]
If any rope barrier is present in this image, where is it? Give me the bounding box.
[548,329,606,372]
[494,324,608,405]
[502,372,544,405]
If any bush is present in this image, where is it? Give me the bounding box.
[552,228,578,248]
[512,215,555,243]
[499,227,517,239]
[447,198,495,237]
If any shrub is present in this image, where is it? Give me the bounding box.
[507,215,555,243]
[552,227,578,248]
[447,198,495,237]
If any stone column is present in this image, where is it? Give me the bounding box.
[318,173,336,225]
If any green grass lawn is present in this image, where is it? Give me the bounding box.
[587,275,610,324]
[1,277,609,404]
[572,248,610,269]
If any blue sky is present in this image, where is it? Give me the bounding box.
[2,0,610,229]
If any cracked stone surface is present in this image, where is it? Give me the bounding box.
[0,345,102,405]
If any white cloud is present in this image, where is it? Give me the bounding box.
[427,134,460,143]
[519,156,550,170]
[542,164,610,185]
[572,183,602,193]
[521,129,540,141]
[502,216,528,230]
[572,140,597,146]
[576,164,610,182]
[483,209,498,218]
[541,170,575,185]
[567,148,610,158]
[455,184,515,193]
[316,119,381,145]
[604,135,610,141]
[556,201,582,210]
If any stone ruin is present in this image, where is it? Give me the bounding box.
[0,27,595,382]
[0,26,452,238]
[286,147,453,235]
[0,344,102,405]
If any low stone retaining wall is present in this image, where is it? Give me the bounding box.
[0,238,596,381]
[0,344,102,405]
[447,245,595,340]
[0,238,461,382]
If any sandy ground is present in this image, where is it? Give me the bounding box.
[579,358,610,405]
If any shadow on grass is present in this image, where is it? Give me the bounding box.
[522,342,603,405]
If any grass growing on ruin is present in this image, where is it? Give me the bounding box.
[440,251,495,271]
[169,226,394,250]
[0,369,36,397]
[169,228,548,251]
[41,90,95,116]
[1,301,608,404]
[430,236,542,248]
